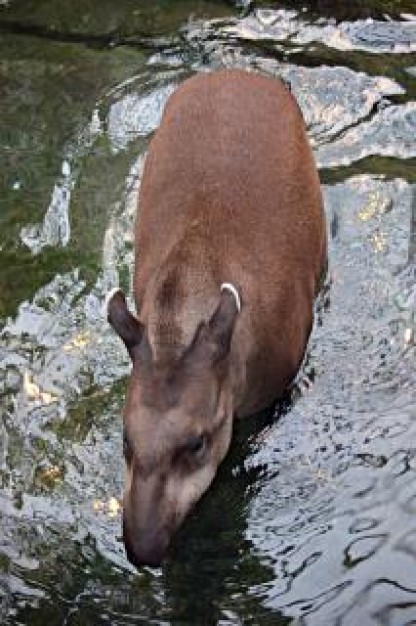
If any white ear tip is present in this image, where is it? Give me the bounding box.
[220,282,242,313]
[103,287,124,316]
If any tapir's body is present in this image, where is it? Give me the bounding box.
[108,70,326,567]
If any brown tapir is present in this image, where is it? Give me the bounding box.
[106,69,327,567]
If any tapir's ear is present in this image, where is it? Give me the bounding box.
[188,285,241,366]
[106,289,144,358]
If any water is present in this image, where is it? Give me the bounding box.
[0,1,415,623]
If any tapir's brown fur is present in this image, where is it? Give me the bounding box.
[107,69,327,567]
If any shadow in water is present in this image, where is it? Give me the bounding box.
[163,401,292,624]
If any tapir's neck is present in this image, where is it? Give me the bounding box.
[140,231,221,364]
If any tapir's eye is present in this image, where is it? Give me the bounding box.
[186,434,207,459]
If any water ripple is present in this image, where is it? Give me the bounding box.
[0,2,415,623]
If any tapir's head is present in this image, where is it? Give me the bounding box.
[107,288,240,567]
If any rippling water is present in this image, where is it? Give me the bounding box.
[0,1,415,623]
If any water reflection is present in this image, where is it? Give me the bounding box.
[0,0,415,624]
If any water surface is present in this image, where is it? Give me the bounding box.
[0,1,415,623]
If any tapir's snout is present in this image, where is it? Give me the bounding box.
[123,511,170,568]
[122,469,175,568]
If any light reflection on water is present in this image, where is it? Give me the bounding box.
[0,1,415,623]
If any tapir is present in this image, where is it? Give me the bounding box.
[106,69,327,567]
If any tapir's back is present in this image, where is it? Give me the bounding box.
[136,70,326,414]
[137,70,324,284]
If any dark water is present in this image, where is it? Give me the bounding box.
[0,1,415,624]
